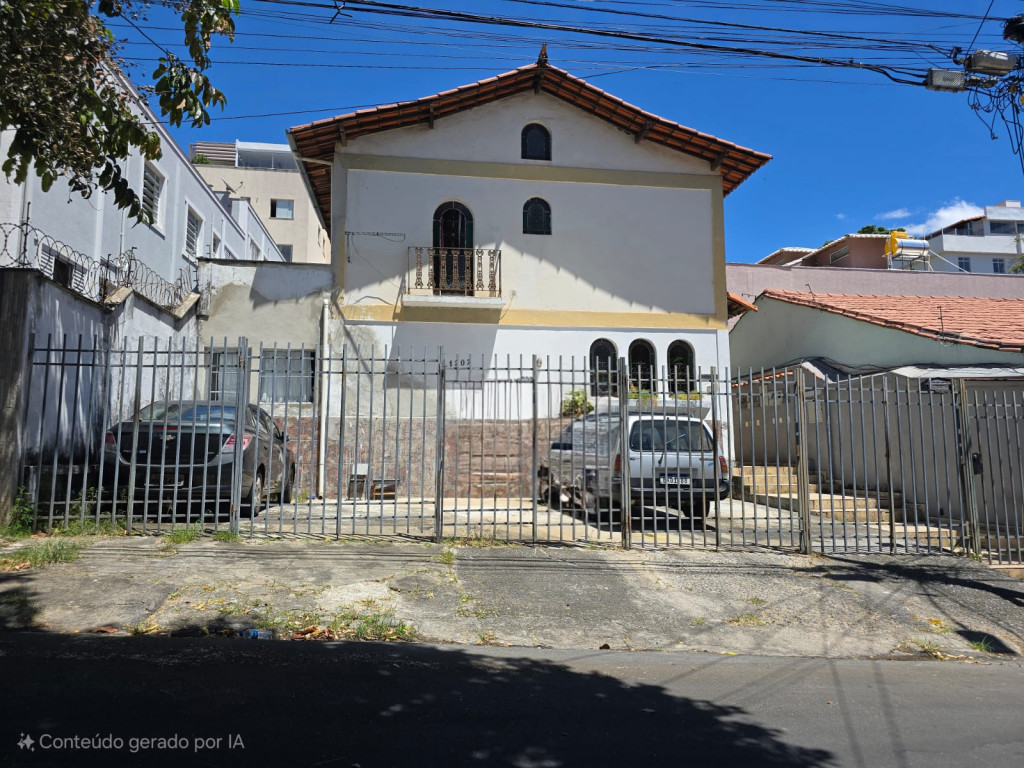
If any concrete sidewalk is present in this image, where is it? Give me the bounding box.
[1,535,1023,661]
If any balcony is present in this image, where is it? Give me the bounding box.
[403,246,503,310]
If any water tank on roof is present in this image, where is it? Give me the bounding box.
[884,230,930,260]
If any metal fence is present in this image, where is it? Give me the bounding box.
[14,338,1024,564]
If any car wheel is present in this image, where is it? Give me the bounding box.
[282,465,294,504]
[241,471,264,519]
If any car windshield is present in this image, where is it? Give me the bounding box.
[629,419,713,452]
[137,403,237,423]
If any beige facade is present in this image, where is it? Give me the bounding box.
[190,141,330,265]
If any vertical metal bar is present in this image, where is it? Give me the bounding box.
[881,379,898,554]
[733,370,747,548]
[320,341,331,537]
[93,336,114,527]
[46,335,69,530]
[434,347,446,543]
[796,378,812,555]
[978,387,1000,563]
[125,337,145,535]
[111,346,129,524]
[710,367,721,551]
[75,336,100,528]
[811,372,826,552]
[934,385,955,553]
[29,334,53,529]
[866,375,884,552]
[229,338,249,535]
[954,379,981,556]
[991,386,1016,564]
[618,357,631,550]
[913,380,931,551]
[1007,388,1024,563]
[531,353,539,545]
[855,375,876,551]
[336,344,348,539]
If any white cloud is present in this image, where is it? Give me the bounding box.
[835,213,846,220]
[878,207,911,220]
[896,199,984,237]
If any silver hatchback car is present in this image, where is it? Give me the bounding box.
[541,409,730,519]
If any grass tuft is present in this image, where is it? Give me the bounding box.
[162,524,203,545]
[0,540,82,570]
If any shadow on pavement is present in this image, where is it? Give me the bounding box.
[0,632,836,767]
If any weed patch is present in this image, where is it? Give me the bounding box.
[162,525,202,545]
[726,612,767,627]
[212,530,241,543]
[0,540,82,571]
[0,488,36,540]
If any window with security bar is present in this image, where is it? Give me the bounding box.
[142,164,163,225]
[258,350,315,403]
[185,208,202,260]
[210,351,242,401]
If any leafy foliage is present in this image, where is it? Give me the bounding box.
[856,224,892,234]
[0,0,238,222]
[560,389,594,417]
[1010,255,1024,274]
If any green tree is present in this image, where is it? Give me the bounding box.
[856,225,892,234]
[0,0,238,222]
[1010,255,1024,274]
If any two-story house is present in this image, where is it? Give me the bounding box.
[288,53,770,394]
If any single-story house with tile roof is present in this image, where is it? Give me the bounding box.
[730,290,1024,371]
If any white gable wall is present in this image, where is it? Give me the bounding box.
[347,92,716,175]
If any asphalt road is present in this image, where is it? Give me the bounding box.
[2,634,1022,768]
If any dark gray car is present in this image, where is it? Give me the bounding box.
[101,401,296,517]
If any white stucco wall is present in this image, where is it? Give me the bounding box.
[341,169,715,314]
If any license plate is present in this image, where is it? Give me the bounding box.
[658,474,690,486]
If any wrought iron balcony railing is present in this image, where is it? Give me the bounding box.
[407,246,501,297]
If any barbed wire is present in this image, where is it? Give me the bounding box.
[0,221,197,311]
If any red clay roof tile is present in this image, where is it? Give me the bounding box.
[761,290,1024,351]
[289,61,771,227]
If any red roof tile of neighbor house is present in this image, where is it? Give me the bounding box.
[761,290,1024,352]
[727,292,758,317]
[289,60,771,227]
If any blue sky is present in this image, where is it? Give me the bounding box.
[118,1,1023,263]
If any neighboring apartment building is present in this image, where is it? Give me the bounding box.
[189,140,330,264]
[0,71,286,523]
[285,54,769,394]
[926,200,1024,274]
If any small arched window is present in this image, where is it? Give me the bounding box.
[667,340,696,394]
[589,338,618,397]
[628,339,656,392]
[523,198,552,235]
[521,123,551,160]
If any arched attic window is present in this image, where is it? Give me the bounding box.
[521,124,551,160]
[523,198,552,235]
